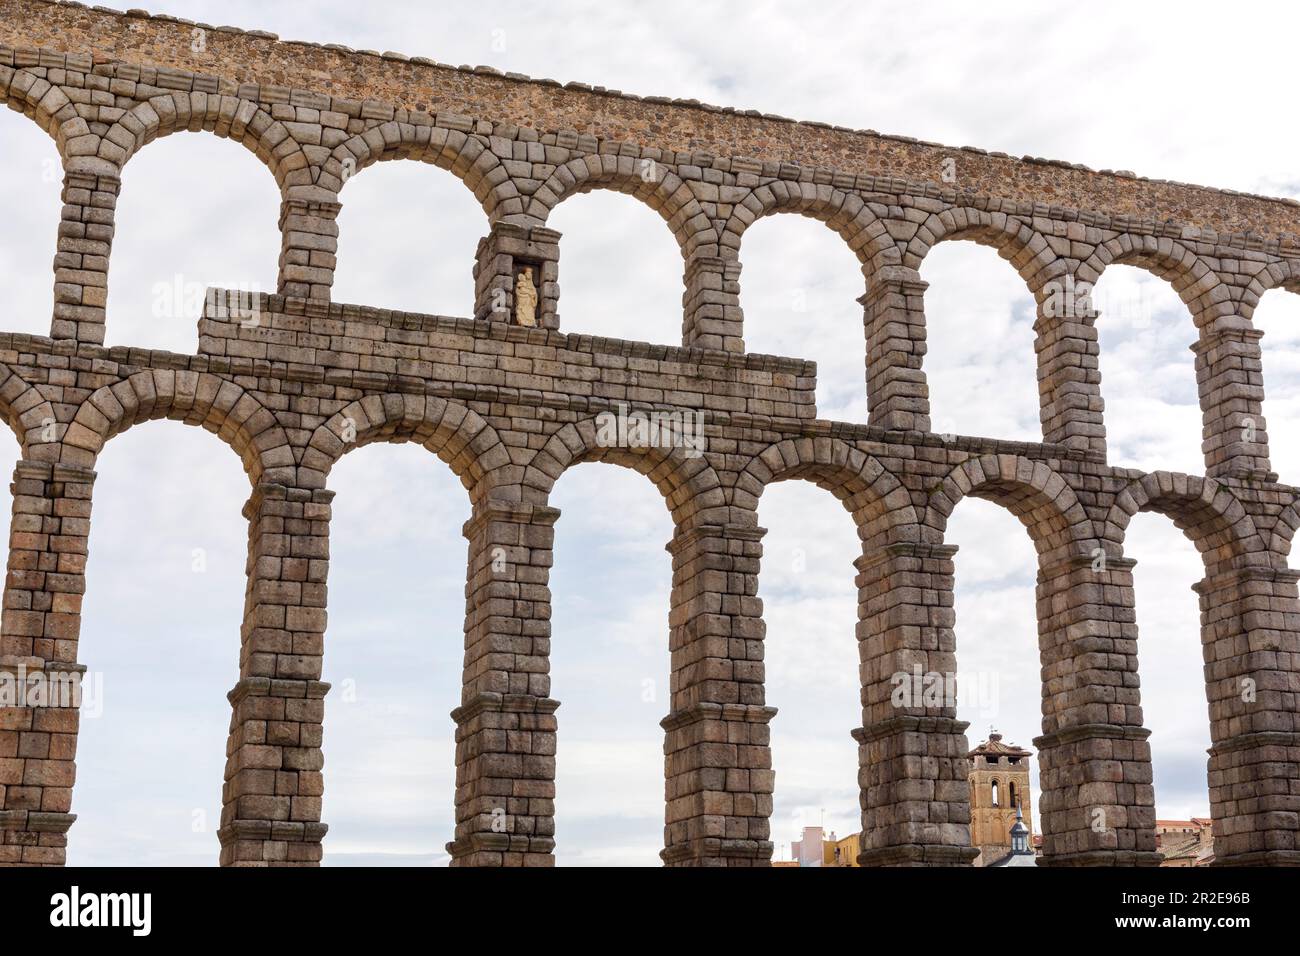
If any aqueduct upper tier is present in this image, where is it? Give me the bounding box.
[0,0,1297,867]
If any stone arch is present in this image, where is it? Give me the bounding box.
[522,417,725,526]
[905,208,1063,298]
[526,155,721,259]
[0,361,59,457]
[102,93,308,192]
[1085,236,1263,477]
[1102,471,1270,577]
[1238,256,1300,321]
[60,370,294,485]
[301,393,508,500]
[1080,234,1232,330]
[724,181,899,275]
[1267,495,1300,558]
[902,209,1064,444]
[324,122,509,222]
[733,436,919,548]
[0,65,80,150]
[924,455,1097,563]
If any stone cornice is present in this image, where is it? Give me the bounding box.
[854,542,959,573]
[461,502,562,541]
[450,692,562,725]
[1192,565,1300,595]
[665,523,767,557]
[226,676,330,707]
[659,701,778,732]
[1033,722,1152,750]
[1208,730,1300,756]
[852,714,970,744]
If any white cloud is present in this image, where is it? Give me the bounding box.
[106,133,281,352]
[0,112,61,335]
[922,243,1041,441]
[332,159,487,315]
[741,215,870,421]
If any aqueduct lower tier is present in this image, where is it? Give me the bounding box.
[2,0,1300,867]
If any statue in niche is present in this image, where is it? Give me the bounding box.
[515,265,539,328]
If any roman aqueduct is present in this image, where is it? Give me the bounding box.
[1,0,1298,867]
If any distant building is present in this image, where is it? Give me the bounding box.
[779,730,1041,867]
[986,803,1037,867]
[826,830,860,867]
[777,733,1211,869]
[1155,818,1214,867]
[789,826,827,867]
[968,731,1034,867]
[785,826,861,867]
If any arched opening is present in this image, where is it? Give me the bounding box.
[107,134,279,353]
[332,159,486,315]
[0,426,19,624]
[1126,512,1212,825]
[947,497,1042,859]
[548,463,673,865]
[320,442,470,866]
[741,216,869,421]
[70,423,249,864]
[1093,264,1201,473]
[1251,289,1300,484]
[759,480,861,862]
[0,106,63,336]
[919,241,1040,441]
[544,191,682,343]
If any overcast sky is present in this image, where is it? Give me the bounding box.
[3,0,1300,865]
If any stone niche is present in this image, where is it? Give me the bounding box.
[473,222,561,329]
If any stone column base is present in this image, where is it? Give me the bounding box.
[217,819,328,867]
[449,692,560,867]
[660,701,777,866]
[857,844,980,867]
[1033,722,1157,863]
[1211,850,1300,866]
[1035,849,1164,867]
[853,713,978,866]
[660,837,774,867]
[446,832,556,867]
[0,809,76,866]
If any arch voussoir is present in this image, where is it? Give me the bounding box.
[59,370,291,484]
[734,436,919,546]
[925,455,1097,561]
[1082,235,1233,329]
[302,393,504,499]
[528,157,719,258]
[105,94,303,192]
[723,181,897,272]
[905,208,1061,297]
[523,418,725,526]
[1101,471,1270,575]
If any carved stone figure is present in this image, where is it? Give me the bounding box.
[515,265,538,327]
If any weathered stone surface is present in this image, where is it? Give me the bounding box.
[0,0,1297,868]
